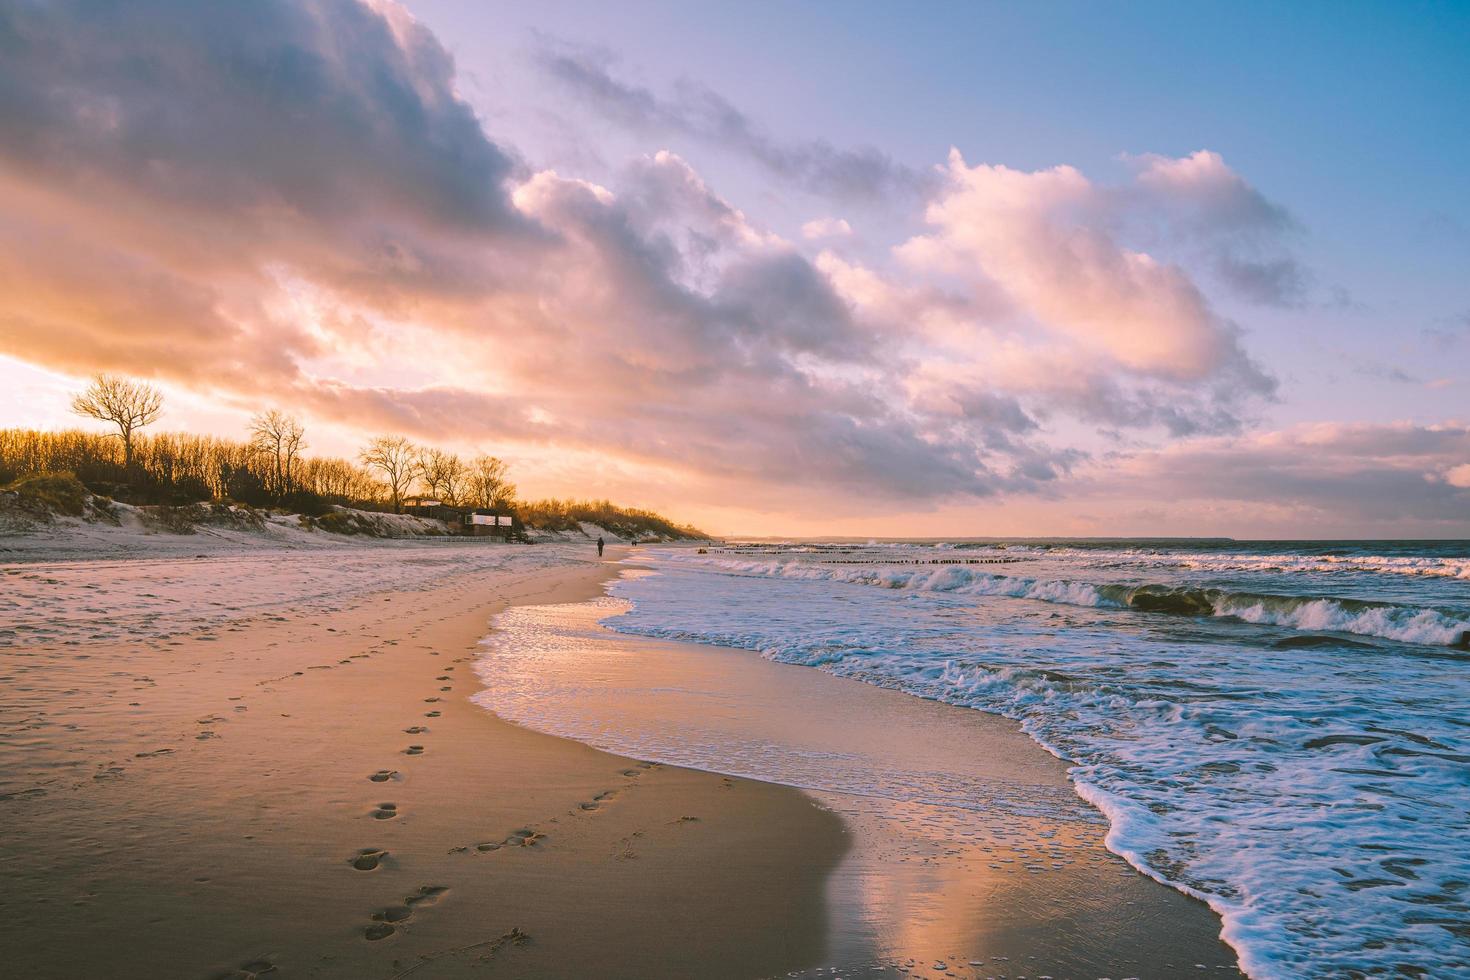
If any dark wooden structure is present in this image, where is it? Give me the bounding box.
[464,510,515,538]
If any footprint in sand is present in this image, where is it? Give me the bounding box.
[368,770,398,783]
[351,848,388,871]
[404,726,428,734]
[405,884,449,907]
[362,885,450,940]
[435,676,451,681]
[423,697,441,703]
[404,745,424,756]
[371,803,398,820]
[473,829,545,852]
[424,711,441,718]
[581,789,619,810]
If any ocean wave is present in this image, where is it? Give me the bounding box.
[681,556,1470,647]
[1120,551,1470,580]
[717,545,1470,579]
[1019,548,1469,579]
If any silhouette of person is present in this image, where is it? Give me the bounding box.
[597,536,605,557]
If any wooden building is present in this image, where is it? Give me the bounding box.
[464,510,515,538]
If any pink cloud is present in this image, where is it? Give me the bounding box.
[896,150,1271,386]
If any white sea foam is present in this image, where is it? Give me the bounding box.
[1146,551,1470,580]
[1216,594,1468,645]
[675,554,1470,646]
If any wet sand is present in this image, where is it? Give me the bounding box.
[475,578,1246,978]
[0,545,844,979]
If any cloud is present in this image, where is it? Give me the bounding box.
[0,0,543,388]
[1423,310,1470,351]
[895,151,1275,389]
[495,160,1048,500]
[3,0,1436,532]
[802,217,854,240]
[1128,150,1309,307]
[1131,150,1293,235]
[0,0,530,237]
[1089,422,1470,530]
[1353,362,1422,385]
[855,149,1277,443]
[534,43,931,203]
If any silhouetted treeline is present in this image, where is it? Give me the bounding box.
[0,428,389,512]
[0,429,708,538]
[515,498,705,539]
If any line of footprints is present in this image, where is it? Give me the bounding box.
[347,660,458,942]
[348,656,665,944]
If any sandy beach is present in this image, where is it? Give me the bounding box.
[2,539,1238,978]
[1,543,844,979]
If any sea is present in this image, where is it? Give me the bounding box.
[599,539,1470,979]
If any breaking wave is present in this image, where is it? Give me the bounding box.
[685,557,1470,648]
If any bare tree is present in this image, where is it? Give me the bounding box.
[417,447,446,500]
[359,435,419,513]
[468,454,516,510]
[249,410,307,496]
[417,448,469,507]
[70,374,163,471]
[440,454,468,507]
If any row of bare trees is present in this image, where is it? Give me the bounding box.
[5,374,516,513]
[358,436,515,513]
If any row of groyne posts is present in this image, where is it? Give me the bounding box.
[793,557,1030,565]
[706,548,1030,566]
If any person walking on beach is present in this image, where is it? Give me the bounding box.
[596,536,605,557]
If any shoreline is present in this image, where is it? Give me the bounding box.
[1,544,845,979]
[474,574,1244,977]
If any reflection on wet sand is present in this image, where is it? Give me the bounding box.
[474,585,1242,977]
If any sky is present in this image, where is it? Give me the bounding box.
[0,0,1467,537]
